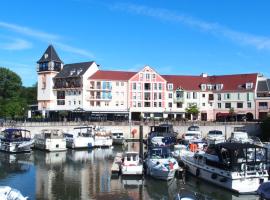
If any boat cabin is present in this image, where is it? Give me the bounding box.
[203,143,268,172]
[0,129,31,142]
[40,129,64,139]
[123,152,140,166]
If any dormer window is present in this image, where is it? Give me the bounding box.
[216,84,223,91]
[207,84,213,90]
[201,84,206,91]
[44,53,48,59]
[246,82,253,89]
[167,83,173,90]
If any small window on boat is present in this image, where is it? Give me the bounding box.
[127,156,131,161]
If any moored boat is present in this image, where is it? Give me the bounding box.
[65,126,94,149]
[0,128,33,153]
[0,186,28,200]
[145,146,179,180]
[94,126,113,147]
[181,142,269,194]
[34,129,66,152]
[121,151,143,176]
[111,130,125,145]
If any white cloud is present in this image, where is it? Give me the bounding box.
[110,3,270,50]
[0,38,32,50]
[0,21,95,58]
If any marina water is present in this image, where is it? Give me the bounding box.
[0,143,258,200]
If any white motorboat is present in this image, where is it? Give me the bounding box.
[206,130,225,144]
[181,142,269,194]
[0,128,33,153]
[182,126,202,144]
[111,130,125,145]
[34,129,66,152]
[145,146,179,181]
[0,186,28,200]
[65,126,94,149]
[228,127,251,143]
[94,127,113,147]
[121,151,143,176]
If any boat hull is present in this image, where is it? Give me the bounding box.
[66,137,94,149]
[0,141,33,153]
[121,165,143,176]
[182,156,268,194]
[34,138,66,152]
[94,137,113,147]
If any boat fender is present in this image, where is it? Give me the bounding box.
[211,173,218,179]
[241,163,247,171]
[196,168,200,176]
[156,161,160,165]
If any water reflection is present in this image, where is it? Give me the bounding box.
[0,144,260,200]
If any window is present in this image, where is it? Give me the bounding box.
[96,101,100,107]
[259,102,268,107]
[193,92,197,99]
[90,101,94,106]
[246,82,253,89]
[237,102,243,108]
[238,93,241,100]
[154,102,157,107]
[247,93,253,101]
[144,83,151,90]
[154,93,157,100]
[132,101,136,107]
[116,101,119,106]
[159,102,162,107]
[158,83,162,90]
[169,93,173,98]
[152,74,156,80]
[116,82,119,86]
[154,83,157,90]
[168,84,173,90]
[218,103,221,108]
[74,101,76,105]
[247,102,252,108]
[201,84,206,91]
[218,94,221,101]
[132,93,136,100]
[146,73,150,80]
[186,92,190,99]
[105,102,109,106]
[209,94,214,101]
[121,101,124,106]
[137,83,141,90]
[202,103,205,107]
[225,93,231,100]
[177,102,182,108]
[121,82,124,86]
[138,102,141,107]
[144,92,151,100]
[168,102,172,107]
[202,93,205,98]
[158,93,162,100]
[78,101,81,105]
[216,84,223,90]
[57,100,65,105]
[132,83,136,90]
[144,102,150,107]
[69,101,71,105]
[137,92,141,100]
[225,103,231,108]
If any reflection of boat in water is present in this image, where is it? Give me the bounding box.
[33,151,66,166]
[0,128,33,153]
[0,186,28,200]
[66,149,93,163]
[121,176,143,188]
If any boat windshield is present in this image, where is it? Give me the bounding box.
[150,147,170,158]
[208,131,223,135]
[234,127,247,132]
[188,126,200,131]
[185,133,198,137]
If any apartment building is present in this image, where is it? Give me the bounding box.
[37,45,267,121]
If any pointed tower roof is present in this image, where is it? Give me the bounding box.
[37,45,63,63]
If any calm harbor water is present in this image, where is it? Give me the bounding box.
[0,143,259,200]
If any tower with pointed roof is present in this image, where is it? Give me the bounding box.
[37,45,63,116]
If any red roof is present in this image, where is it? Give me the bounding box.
[163,73,258,91]
[89,70,136,81]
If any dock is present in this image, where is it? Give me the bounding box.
[111,152,123,175]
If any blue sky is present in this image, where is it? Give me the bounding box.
[1,0,270,86]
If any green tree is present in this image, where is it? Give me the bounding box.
[185,104,200,120]
[21,83,37,105]
[229,107,236,121]
[0,67,26,118]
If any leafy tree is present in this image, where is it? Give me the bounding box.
[185,104,200,120]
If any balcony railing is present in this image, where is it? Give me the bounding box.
[174,97,184,102]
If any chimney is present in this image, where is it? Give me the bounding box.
[201,73,208,78]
